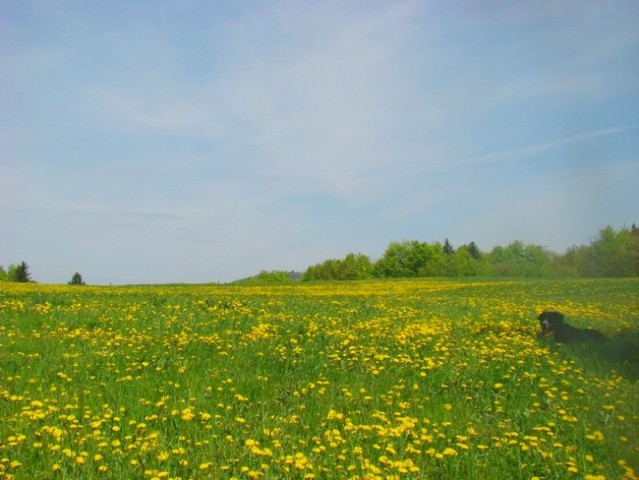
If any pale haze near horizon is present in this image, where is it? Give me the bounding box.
[2,1,638,284]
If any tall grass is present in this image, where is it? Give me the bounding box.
[0,279,637,479]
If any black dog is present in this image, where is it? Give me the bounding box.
[538,311,606,343]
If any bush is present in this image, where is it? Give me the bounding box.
[303,253,373,281]
[237,270,298,285]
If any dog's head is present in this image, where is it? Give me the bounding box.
[538,311,564,334]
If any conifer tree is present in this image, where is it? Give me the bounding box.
[443,238,454,255]
[69,272,86,285]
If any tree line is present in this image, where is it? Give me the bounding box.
[0,263,85,285]
[302,224,639,281]
[2,224,636,285]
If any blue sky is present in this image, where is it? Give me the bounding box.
[2,0,638,284]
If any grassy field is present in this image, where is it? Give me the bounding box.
[0,279,637,480]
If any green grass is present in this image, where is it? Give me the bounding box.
[0,278,637,479]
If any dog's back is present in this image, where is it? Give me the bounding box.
[538,310,606,343]
[562,324,606,343]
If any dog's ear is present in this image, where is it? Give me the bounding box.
[537,311,546,320]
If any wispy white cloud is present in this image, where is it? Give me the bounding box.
[73,2,429,199]
[72,0,638,200]
[86,87,226,138]
[466,123,639,165]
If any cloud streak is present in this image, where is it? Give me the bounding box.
[466,123,639,165]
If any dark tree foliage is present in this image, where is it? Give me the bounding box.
[69,272,86,285]
[443,238,454,255]
[466,241,482,260]
[7,261,32,282]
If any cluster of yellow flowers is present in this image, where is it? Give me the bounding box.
[0,278,637,479]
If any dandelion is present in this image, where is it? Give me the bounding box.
[1,279,636,479]
[181,408,195,421]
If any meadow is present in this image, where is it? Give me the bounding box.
[0,278,637,480]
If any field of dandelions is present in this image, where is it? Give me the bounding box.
[0,278,637,480]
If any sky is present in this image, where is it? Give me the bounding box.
[2,0,638,285]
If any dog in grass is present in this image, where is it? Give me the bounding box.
[538,311,606,343]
